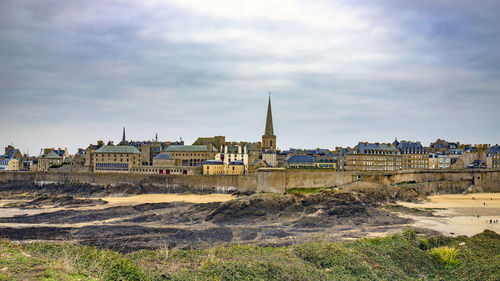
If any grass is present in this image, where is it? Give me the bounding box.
[0,230,499,280]
[429,246,459,268]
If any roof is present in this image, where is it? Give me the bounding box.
[203,160,223,165]
[488,145,500,154]
[41,151,62,159]
[95,145,141,154]
[153,153,173,160]
[352,143,399,154]
[397,141,426,153]
[165,145,217,152]
[229,160,244,165]
[288,155,314,164]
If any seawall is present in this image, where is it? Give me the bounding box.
[0,169,499,194]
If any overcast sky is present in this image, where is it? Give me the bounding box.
[1,0,499,155]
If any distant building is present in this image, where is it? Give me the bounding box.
[396,140,429,169]
[287,155,314,168]
[429,153,451,169]
[92,145,141,173]
[487,145,500,169]
[215,145,249,173]
[313,152,336,169]
[193,136,226,152]
[38,151,63,171]
[165,144,218,167]
[203,160,224,175]
[261,150,277,167]
[340,142,402,171]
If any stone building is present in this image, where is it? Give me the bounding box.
[428,153,451,169]
[38,151,63,171]
[92,145,141,173]
[487,145,500,169]
[340,142,402,171]
[214,145,249,173]
[202,160,224,175]
[165,144,218,167]
[395,140,429,169]
[287,155,314,168]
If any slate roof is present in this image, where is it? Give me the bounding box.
[153,153,173,160]
[488,145,500,154]
[353,143,399,154]
[95,145,141,154]
[288,155,314,164]
[165,145,218,152]
[229,160,244,165]
[397,141,427,153]
[41,151,63,159]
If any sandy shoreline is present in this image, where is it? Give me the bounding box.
[398,193,500,236]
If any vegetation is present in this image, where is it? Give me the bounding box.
[0,230,499,280]
[429,246,459,268]
[285,187,334,194]
[382,204,444,216]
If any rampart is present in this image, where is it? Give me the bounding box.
[0,169,499,194]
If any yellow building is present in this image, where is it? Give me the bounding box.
[341,142,402,171]
[227,161,245,175]
[38,151,63,171]
[92,145,141,173]
[395,140,429,169]
[203,160,224,175]
[165,144,218,166]
[202,160,245,175]
[7,158,20,171]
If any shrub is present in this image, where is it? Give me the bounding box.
[429,246,459,268]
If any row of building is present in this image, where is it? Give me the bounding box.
[2,97,500,174]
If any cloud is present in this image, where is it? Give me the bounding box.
[1,0,499,154]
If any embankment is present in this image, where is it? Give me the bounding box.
[0,169,499,194]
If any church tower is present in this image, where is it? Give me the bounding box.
[262,95,276,150]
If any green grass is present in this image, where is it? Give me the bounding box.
[429,246,459,268]
[0,230,499,280]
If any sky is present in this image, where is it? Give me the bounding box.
[1,0,499,155]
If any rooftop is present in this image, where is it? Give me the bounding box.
[95,145,141,154]
[165,145,218,152]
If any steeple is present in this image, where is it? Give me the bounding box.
[122,127,126,144]
[264,94,274,136]
[262,93,276,150]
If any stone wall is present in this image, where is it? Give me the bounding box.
[0,169,499,194]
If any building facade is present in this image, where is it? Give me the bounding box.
[487,145,500,169]
[38,151,63,171]
[214,145,248,173]
[428,153,451,169]
[341,142,402,171]
[396,141,429,169]
[92,145,141,173]
[165,144,218,167]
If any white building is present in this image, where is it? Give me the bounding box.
[215,145,248,173]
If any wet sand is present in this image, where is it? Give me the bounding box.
[398,193,500,236]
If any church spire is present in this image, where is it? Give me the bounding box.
[264,93,274,136]
[122,127,126,144]
[262,93,276,150]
